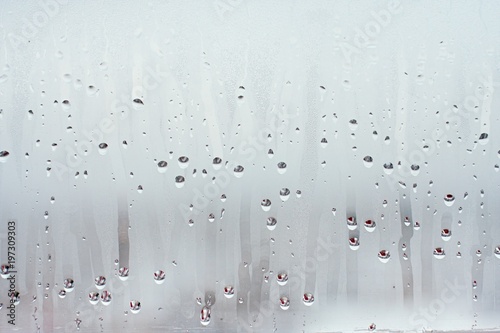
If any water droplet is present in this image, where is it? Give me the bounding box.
[413,222,421,230]
[383,163,394,175]
[157,160,168,173]
[63,278,74,292]
[347,216,357,230]
[212,157,222,170]
[433,247,446,259]
[348,119,358,131]
[223,285,234,298]
[302,293,314,306]
[154,270,166,284]
[58,290,66,299]
[349,237,360,250]
[410,164,420,176]
[137,185,143,193]
[200,305,211,326]
[320,138,328,148]
[369,323,376,331]
[10,291,20,305]
[494,246,500,259]
[441,229,452,241]
[188,219,194,227]
[472,280,477,289]
[279,188,290,201]
[175,176,185,188]
[100,290,112,305]
[98,143,108,155]
[0,151,10,163]
[268,149,274,158]
[277,162,287,174]
[364,219,376,232]
[279,296,290,310]
[178,156,189,169]
[1,264,11,279]
[363,156,373,168]
[118,267,129,281]
[233,165,244,178]
[444,194,455,206]
[276,272,288,286]
[378,250,390,263]
[130,300,141,314]
[208,213,215,223]
[94,276,106,289]
[261,199,271,211]
[88,292,99,305]
[267,217,277,231]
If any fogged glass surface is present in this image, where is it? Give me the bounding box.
[0,1,499,332]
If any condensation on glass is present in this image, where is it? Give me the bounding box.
[0,0,499,332]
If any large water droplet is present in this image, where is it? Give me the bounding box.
[347,216,357,230]
[261,199,271,211]
[1,264,11,279]
[58,290,66,299]
[200,306,211,326]
[494,246,500,259]
[364,219,376,232]
[63,278,74,292]
[154,270,166,284]
[100,290,112,305]
[223,285,234,298]
[441,229,452,241]
[349,237,360,250]
[118,267,129,281]
[433,247,446,259]
[277,162,287,174]
[213,157,222,170]
[279,188,290,201]
[175,176,185,188]
[98,143,108,155]
[157,160,168,173]
[267,217,277,231]
[88,292,99,305]
[383,163,394,175]
[233,165,244,178]
[276,272,288,286]
[94,276,106,289]
[363,156,373,168]
[302,293,314,306]
[378,250,390,263]
[444,194,455,206]
[280,296,290,310]
[0,151,10,163]
[130,300,141,314]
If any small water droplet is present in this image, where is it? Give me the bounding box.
[88,292,99,305]
[363,156,373,168]
[212,157,222,170]
[58,290,67,299]
[0,151,10,163]
[383,163,394,175]
[178,156,189,169]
